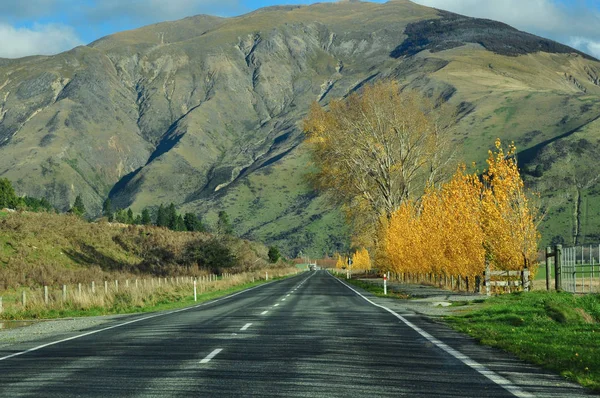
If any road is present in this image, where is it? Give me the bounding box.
[0,271,593,397]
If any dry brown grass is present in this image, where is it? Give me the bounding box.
[1,267,298,319]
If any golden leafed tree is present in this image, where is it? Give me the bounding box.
[351,248,372,271]
[303,80,453,247]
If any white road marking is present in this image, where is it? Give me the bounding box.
[286,294,290,297]
[273,303,279,307]
[240,323,252,331]
[261,310,268,315]
[281,298,286,301]
[330,273,534,398]
[0,278,281,362]
[200,348,223,364]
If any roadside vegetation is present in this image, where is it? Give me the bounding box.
[447,292,600,391]
[1,270,296,320]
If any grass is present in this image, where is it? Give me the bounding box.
[339,275,410,299]
[446,291,600,391]
[1,269,298,320]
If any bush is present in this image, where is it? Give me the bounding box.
[185,238,237,273]
[268,246,281,263]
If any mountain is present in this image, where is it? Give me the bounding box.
[1,0,600,255]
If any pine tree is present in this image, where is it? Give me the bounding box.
[71,195,86,217]
[134,214,142,225]
[217,210,233,235]
[166,203,177,230]
[0,178,19,209]
[126,208,134,224]
[141,209,152,225]
[175,214,186,231]
[102,198,114,222]
[156,204,168,227]
[184,212,204,232]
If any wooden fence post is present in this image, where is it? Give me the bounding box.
[62,285,67,301]
[91,281,95,294]
[545,246,552,291]
[0,296,3,314]
[522,268,530,292]
[555,245,562,292]
[78,283,82,296]
[44,286,49,304]
[104,280,108,294]
[22,291,26,307]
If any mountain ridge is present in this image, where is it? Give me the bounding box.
[1,1,600,254]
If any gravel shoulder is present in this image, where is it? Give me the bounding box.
[0,314,139,349]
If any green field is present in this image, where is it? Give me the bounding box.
[447,292,600,391]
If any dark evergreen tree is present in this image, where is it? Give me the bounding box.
[141,209,152,225]
[166,203,177,230]
[102,198,114,222]
[0,178,19,209]
[217,210,233,235]
[71,195,86,217]
[184,212,204,232]
[268,246,281,263]
[175,214,186,231]
[126,208,134,224]
[156,204,168,227]
[134,214,142,225]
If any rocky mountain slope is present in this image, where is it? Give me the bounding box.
[1,0,600,255]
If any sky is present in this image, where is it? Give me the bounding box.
[0,0,599,59]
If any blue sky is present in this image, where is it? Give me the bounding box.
[0,0,599,59]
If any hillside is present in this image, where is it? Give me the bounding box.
[0,0,600,254]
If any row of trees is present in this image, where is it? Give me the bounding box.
[0,178,54,213]
[305,80,540,277]
[384,140,539,277]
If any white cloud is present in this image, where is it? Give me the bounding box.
[570,37,600,60]
[0,23,83,59]
[411,0,600,59]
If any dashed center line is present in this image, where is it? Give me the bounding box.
[261,310,268,315]
[281,298,286,301]
[273,303,279,307]
[200,348,223,364]
[240,323,252,331]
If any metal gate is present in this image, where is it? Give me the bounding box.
[559,245,600,293]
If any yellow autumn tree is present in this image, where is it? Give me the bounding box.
[335,254,347,269]
[352,248,372,271]
[384,140,539,278]
[481,139,540,272]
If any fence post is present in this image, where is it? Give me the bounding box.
[104,280,108,294]
[78,283,82,296]
[0,297,2,314]
[126,279,129,288]
[62,285,67,301]
[44,286,49,304]
[194,279,197,302]
[22,291,26,307]
[522,268,530,292]
[485,260,491,296]
[135,279,138,288]
[555,245,562,292]
[92,281,95,294]
[115,280,119,292]
[265,272,268,281]
[545,247,552,291]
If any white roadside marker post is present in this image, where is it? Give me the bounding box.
[266,272,268,281]
[194,279,197,302]
[384,273,387,296]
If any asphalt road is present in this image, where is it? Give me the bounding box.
[0,271,593,397]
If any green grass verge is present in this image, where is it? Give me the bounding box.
[341,277,409,299]
[446,291,600,391]
[2,274,294,321]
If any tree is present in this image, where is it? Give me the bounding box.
[166,203,177,230]
[141,208,152,225]
[268,246,281,263]
[184,212,204,232]
[71,195,86,217]
[102,198,114,222]
[126,208,134,224]
[156,204,168,227]
[304,80,453,250]
[217,210,234,235]
[115,209,128,223]
[175,214,186,231]
[0,178,19,209]
[352,248,372,271]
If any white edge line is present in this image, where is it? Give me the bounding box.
[200,348,223,364]
[328,272,534,398]
[0,277,285,362]
[240,323,252,331]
